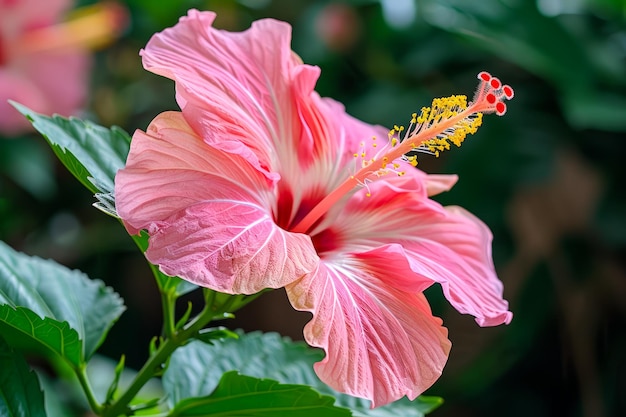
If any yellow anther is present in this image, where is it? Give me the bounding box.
[412,94,483,159]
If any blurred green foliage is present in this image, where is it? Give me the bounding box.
[1,0,625,416]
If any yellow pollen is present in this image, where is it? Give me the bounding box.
[291,71,513,236]
[408,95,483,159]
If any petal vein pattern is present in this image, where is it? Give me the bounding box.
[146,200,317,294]
[140,10,304,180]
[115,112,318,294]
[336,178,512,327]
[286,260,451,408]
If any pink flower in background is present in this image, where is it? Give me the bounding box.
[115,10,513,407]
[0,0,126,135]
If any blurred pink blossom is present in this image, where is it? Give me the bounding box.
[115,10,513,407]
[0,0,126,135]
[315,3,361,52]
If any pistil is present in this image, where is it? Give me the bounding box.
[291,71,514,235]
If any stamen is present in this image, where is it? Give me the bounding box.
[291,71,514,234]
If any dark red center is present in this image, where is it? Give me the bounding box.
[274,183,343,256]
[310,227,343,255]
[0,34,6,66]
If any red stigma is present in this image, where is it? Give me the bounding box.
[478,71,491,82]
[473,70,514,117]
[503,85,514,99]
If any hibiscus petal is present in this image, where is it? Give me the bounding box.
[146,201,317,294]
[286,260,451,408]
[116,112,272,234]
[336,177,512,327]
[407,205,513,326]
[139,9,399,206]
[140,10,308,180]
[115,111,318,293]
[425,174,458,196]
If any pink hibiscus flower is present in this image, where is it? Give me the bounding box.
[0,0,126,135]
[115,10,513,407]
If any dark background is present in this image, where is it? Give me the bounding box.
[1,1,625,416]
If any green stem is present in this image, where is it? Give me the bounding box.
[161,289,177,338]
[101,305,217,417]
[130,232,179,338]
[76,364,103,414]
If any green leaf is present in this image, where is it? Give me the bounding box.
[0,336,47,417]
[169,371,351,417]
[163,332,441,416]
[0,306,82,368]
[0,241,125,363]
[11,102,131,196]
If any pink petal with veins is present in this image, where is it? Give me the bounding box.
[141,10,313,179]
[337,176,512,326]
[115,111,318,293]
[286,260,450,407]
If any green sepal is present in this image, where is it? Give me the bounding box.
[194,327,239,345]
